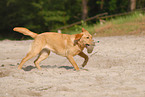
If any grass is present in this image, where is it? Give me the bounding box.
[61,11,145,37]
[1,11,144,40]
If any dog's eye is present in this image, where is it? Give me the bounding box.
[86,37,89,39]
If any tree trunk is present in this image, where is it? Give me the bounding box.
[130,0,136,11]
[100,0,104,10]
[82,0,88,20]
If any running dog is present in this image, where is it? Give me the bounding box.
[13,27,95,70]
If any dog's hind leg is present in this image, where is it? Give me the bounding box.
[18,40,44,70]
[34,48,50,70]
[78,52,89,67]
[18,51,40,70]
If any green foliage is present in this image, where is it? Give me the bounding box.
[0,0,144,39]
[109,0,117,12]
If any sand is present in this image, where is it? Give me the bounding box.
[0,35,145,97]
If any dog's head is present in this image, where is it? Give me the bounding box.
[75,28,95,53]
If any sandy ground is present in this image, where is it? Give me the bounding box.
[0,35,145,97]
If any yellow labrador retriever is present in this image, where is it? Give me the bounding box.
[13,27,94,70]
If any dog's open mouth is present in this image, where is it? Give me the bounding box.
[85,44,90,47]
[85,43,94,53]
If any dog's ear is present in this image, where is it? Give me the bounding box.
[82,28,87,32]
[74,33,83,45]
[75,33,83,40]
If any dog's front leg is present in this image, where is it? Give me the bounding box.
[67,56,79,70]
[78,52,89,67]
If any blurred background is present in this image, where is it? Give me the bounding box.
[0,0,145,39]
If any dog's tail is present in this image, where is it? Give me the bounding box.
[13,27,38,38]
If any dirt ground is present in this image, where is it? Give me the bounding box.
[0,35,145,97]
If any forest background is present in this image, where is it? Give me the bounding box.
[0,0,144,39]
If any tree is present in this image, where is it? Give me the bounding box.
[82,0,88,20]
[130,0,136,11]
[100,0,104,10]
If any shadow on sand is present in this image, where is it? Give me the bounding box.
[22,65,74,71]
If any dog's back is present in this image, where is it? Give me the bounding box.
[35,32,77,56]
